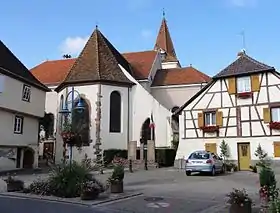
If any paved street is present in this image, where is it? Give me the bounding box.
[0,168,263,212]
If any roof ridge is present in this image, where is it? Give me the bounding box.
[244,54,274,69]
[96,30,101,79]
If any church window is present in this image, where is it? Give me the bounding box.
[109,91,121,133]
[205,112,216,126]
[59,95,64,130]
[271,107,280,122]
[237,76,251,93]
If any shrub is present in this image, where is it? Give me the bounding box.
[227,188,252,205]
[249,165,257,173]
[108,165,125,184]
[155,149,176,167]
[27,161,104,198]
[103,149,127,166]
[259,167,276,189]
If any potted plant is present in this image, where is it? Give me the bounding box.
[227,188,252,213]
[4,174,24,192]
[80,180,101,200]
[108,165,124,193]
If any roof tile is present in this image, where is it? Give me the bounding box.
[152,67,211,86]
[214,51,274,79]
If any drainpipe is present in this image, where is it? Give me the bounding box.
[95,83,102,173]
[127,87,130,151]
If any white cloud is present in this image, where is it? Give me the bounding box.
[59,36,89,56]
[141,29,153,39]
[228,0,257,7]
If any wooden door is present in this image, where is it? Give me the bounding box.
[238,143,251,170]
[43,142,54,159]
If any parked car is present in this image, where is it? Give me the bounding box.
[185,150,224,176]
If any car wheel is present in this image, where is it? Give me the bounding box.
[186,171,191,176]
[211,167,216,176]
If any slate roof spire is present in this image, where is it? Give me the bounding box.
[154,12,178,62]
[55,27,134,92]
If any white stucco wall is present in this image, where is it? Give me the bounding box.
[176,71,280,161]
[0,110,39,169]
[120,65,172,148]
[0,74,46,117]
[151,84,207,110]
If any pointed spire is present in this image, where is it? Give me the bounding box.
[154,12,177,62]
[55,27,133,92]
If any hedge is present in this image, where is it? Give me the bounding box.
[155,148,176,167]
[103,149,127,166]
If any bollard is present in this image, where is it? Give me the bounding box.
[129,159,133,173]
[144,158,148,170]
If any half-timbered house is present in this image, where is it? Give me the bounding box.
[175,50,280,170]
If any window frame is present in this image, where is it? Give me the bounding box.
[14,115,24,134]
[204,111,216,126]
[271,107,280,122]
[237,76,251,93]
[109,91,121,133]
[22,84,31,102]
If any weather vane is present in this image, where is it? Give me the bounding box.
[163,8,165,18]
[240,30,246,52]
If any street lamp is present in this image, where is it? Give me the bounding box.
[59,87,85,165]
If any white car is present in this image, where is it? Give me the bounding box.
[185,150,224,176]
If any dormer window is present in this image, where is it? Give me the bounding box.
[22,84,31,102]
[159,49,167,61]
[237,76,251,93]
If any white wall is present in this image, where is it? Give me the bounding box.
[101,85,129,150]
[120,65,172,147]
[162,61,180,69]
[151,84,206,110]
[0,110,39,169]
[0,74,46,117]
[176,71,280,160]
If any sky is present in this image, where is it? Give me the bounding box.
[1,0,280,76]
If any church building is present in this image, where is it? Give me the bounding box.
[31,15,211,163]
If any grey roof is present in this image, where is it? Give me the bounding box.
[0,40,49,91]
[213,51,275,79]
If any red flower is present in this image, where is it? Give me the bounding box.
[268,122,280,130]
[236,92,252,99]
[200,126,219,133]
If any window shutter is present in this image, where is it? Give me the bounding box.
[251,74,260,92]
[198,112,204,128]
[205,143,217,154]
[216,111,223,126]
[228,77,236,94]
[274,142,280,157]
[263,108,271,123]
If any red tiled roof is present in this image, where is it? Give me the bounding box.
[31,59,75,85]
[151,67,211,86]
[122,50,157,80]
[31,50,157,85]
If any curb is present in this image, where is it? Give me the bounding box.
[0,191,143,206]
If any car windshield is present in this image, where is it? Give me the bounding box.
[189,152,210,159]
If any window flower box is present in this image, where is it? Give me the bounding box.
[268,122,280,130]
[236,92,252,99]
[200,126,219,133]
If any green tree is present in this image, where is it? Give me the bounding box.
[219,140,230,161]
[255,143,271,168]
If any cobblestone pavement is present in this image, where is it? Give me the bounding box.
[0,168,263,212]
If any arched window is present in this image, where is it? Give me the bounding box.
[72,98,90,146]
[59,95,64,130]
[109,91,121,133]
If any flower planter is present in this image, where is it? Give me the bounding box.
[236,92,252,99]
[268,122,280,130]
[6,180,24,192]
[229,202,252,213]
[201,126,219,133]
[110,181,123,193]
[80,191,99,200]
